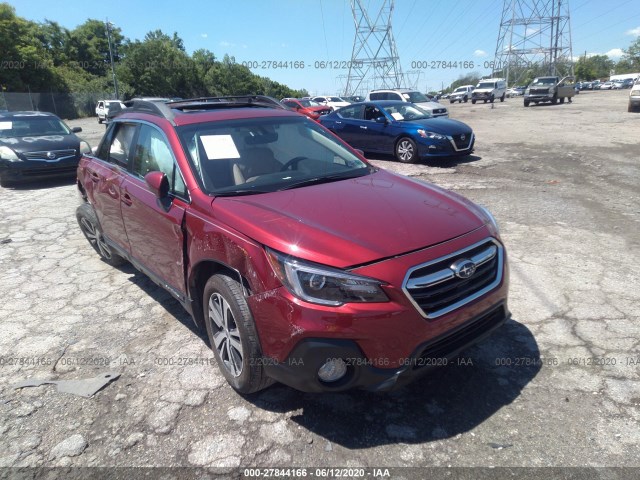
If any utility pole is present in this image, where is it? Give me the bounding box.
[106,19,120,99]
[493,0,573,85]
[344,0,404,95]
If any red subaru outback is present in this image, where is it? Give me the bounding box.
[76,96,509,394]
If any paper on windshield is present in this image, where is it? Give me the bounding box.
[200,134,240,160]
[390,112,404,120]
[0,122,12,130]
[402,94,411,100]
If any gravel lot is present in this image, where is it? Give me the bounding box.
[0,89,638,476]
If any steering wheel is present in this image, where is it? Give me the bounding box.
[280,156,308,171]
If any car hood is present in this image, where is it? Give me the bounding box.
[414,100,447,111]
[212,169,486,268]
[0,134,80,155]
[399,117,472,136]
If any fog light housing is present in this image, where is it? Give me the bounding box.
[318,359,347,383]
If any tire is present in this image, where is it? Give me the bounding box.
[464,97,468,103]
[500,94,505,102]
[471,99,477,104]
[559,97,565,104]
[76,203,126,267]
[395,137,418,164]
[98,116,103,124]
[203,274,273,394]
[450,99,454,104]
[489,95,495,103]
[551,94,558,105]
[524,100,530,107]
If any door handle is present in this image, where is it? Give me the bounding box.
[360,126,368,129]
[121,193,133,207]
[89,171,100,182]
[107,185,119,199]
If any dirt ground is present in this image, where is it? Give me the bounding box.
[0,89,638,478]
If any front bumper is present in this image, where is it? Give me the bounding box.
[0,156,80,183]
[629,97,640,107]
[418,134,475,158]
[264,303,510,392]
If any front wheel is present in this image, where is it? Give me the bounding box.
[500,94,505,102]
[395,137,418,164]
[203,274,273,394]
[489,95,495,103]
[524,100,530,107]
[464,97,468,103]
[551,95,558,105]
[76,203,126,266]
[471,99,477,104]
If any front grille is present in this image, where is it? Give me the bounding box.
[452,133,472,150]
[530,88,549,94]
[23,149,76,161]
[403,238,503,319]
[20,165,78,176]
[413,305,506,368]
[432,108,446,115]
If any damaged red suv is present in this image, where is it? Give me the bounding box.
[76,96,509,394]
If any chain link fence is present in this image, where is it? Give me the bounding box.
[0,91,113,119]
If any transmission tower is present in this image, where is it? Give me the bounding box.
[493,0,573,86]
[344,0,404,96]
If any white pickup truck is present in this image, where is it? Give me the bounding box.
[524,76,575,107]
[95,100,125,124]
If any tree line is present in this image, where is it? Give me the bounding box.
[0,3,307,114]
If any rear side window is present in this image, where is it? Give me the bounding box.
[369,92,384,100]
[338,104,364,119]
[101,123,138,168]
[132,124,187,198]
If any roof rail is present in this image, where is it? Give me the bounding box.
[122,99,175,124]
[168,95,287,111]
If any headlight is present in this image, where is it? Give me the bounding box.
[418,129,446,140]
[266,248,389,306]
[0,146,20,162]
[478,205,500,235]
[80,141,91,154]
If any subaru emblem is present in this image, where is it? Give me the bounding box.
[450,259,476,279]
[460,134,466,141]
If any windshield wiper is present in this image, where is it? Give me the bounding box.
[214,188,271,197]
[278,172,367,191]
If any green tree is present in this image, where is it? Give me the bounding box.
[620,37,640,72]
[68,19,124,77]
[117,30,198,98]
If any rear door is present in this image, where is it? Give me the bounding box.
[84,122,138,255]
[119,123,189,298]
[331,104,365,147]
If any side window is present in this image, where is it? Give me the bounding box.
[369,92,383,101]
[132,124,187,198]
[338,105,359,119]
[104,123,137,168]
[364,105,383,121]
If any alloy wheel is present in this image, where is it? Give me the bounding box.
[208,293,244,377]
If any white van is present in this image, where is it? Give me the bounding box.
[471,78,507,104]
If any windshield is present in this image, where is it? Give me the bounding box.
[382,103,431,121]
[402,91,430,103]
[477,82,496,89]
[0,116,71,137]
[531,78,557,86]
[177,117,372,195]
[299,100,320,107]
[454,87,467,93]
[328,97,347,102]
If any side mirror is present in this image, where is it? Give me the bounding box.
[145,171,169,199]
[72,127,82,133]
[374,116,388,124]
[91,146,99,155]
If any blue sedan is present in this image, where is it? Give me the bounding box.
[319,100,474,163]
